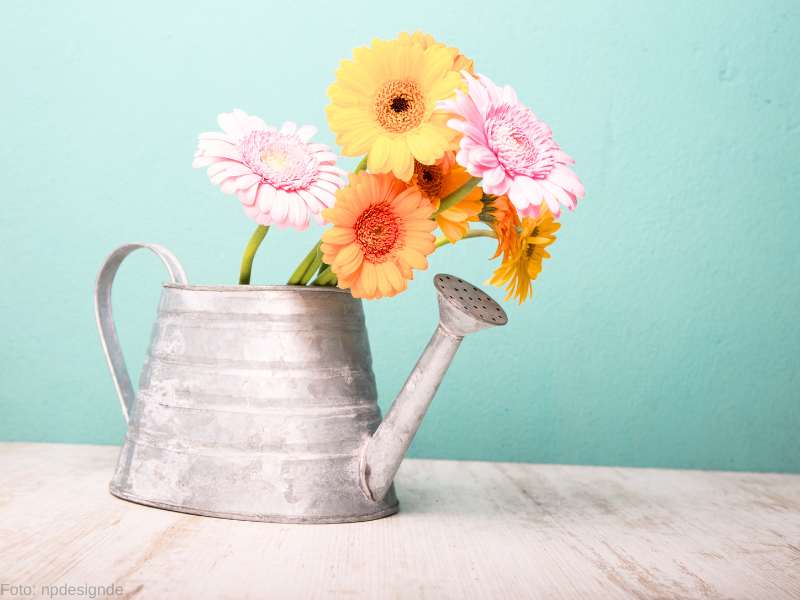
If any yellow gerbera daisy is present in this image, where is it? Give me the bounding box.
[410,153,482,243]
[488,207,560,303]
[321,172,436,299]
[326,36,463,182]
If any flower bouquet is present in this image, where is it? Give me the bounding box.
[193,32,584,303]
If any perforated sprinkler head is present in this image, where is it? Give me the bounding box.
[433,274,508,337]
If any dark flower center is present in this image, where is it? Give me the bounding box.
[375,79,425,133]
[413,161,444,199]
[391,97,410,112]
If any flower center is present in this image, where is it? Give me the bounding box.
[260,149,288,171]
[239,130,319,191]
[485,105,558,179]
[354,202,402,263]
[413,161,444,199]
[374,79,425,133]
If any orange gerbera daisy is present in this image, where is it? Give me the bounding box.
[321,172,436,299]
[410,153,482,243]
[488,207,559,303]
[395,31,475,74]
[480,195,521,259]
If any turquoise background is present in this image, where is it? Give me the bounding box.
[1,1,798,472]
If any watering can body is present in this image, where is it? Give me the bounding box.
[96,243,506,523]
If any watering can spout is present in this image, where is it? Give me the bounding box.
[359,274,508,502]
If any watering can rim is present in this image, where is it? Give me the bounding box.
[162,282,353,294]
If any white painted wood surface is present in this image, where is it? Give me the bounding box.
[0,443,798,599]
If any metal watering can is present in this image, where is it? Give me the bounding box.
[95,243,508,523]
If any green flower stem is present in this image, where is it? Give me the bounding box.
[239,225,269,285]
[434,227,496,250]
[287,240,322,285]
[309,264,330,285]
[317,268,338,286]
[310,264,337,286]
[433,176,481,216]
[299,243,324,285]
[355,155,368,173]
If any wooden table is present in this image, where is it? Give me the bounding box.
[1,443,798,599]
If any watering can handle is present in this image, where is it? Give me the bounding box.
[94,243,188,423]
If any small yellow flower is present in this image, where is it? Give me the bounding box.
[409,153,482,243]
[488,207,559,303]
[326,34,463,181]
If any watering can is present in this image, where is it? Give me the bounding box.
[95,243,508,523]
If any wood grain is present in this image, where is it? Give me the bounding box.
[0,443,798,599]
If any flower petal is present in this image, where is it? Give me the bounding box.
[360,262,378,297]
[217,112,245,138]
[368,137,391,172]
[323,227,356,245]
[331,242,361,268]
[257,184,277,212]
[296,124,318,142]
[240,182,259,207]
[271,189,291,223]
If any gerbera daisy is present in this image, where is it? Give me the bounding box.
[440,73,584,218]
[321,172,436,299]
[488,207,559,303]
[409,153,482,243]
[480,195,520,259]
[193,109,346,230]
[326,36,463,181]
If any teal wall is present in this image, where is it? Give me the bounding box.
[1,1,798,472]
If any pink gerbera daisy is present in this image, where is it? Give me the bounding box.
[440,74,584,218]
[192,109,346,230]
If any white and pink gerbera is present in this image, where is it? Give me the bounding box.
[192,109,346,230]
[440,74,584,218]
